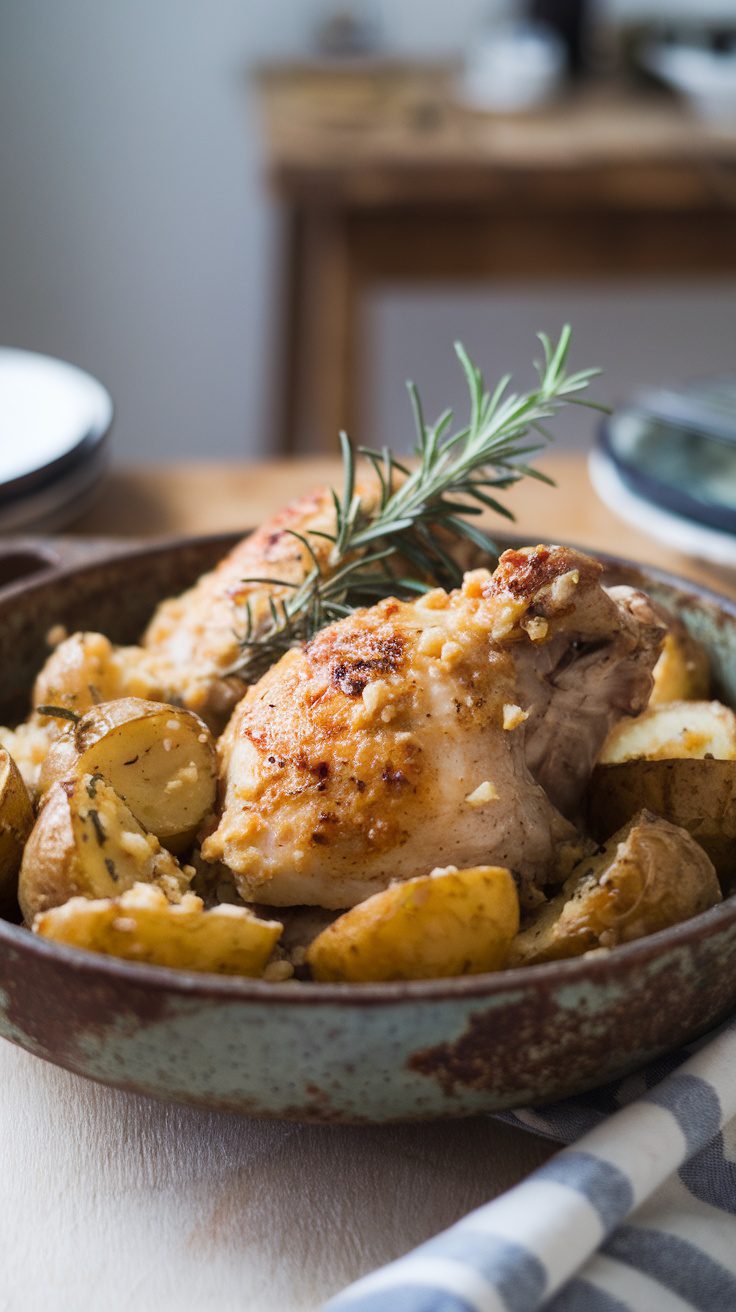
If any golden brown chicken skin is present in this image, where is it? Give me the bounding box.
[203,545,663,910]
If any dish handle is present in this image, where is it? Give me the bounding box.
[0,536,138,598]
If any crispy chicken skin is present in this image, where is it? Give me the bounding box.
[203,546,664,910]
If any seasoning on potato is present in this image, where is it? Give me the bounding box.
[0,749,34,913]
[511,810,721,967]
[18,775,191,923]
[38,698,217,853]
[34,882,283,977]
[306,865,519,982]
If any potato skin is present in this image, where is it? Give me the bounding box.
[306,865,519,982]
[18,783,76,923]
[39,698,217,854]
[511,810,721,966]
[0,749,34,913]
[34,883,283,977]
[589,758,736,882]
[18,776,190,923]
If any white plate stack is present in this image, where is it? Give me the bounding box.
[0,348,113,534]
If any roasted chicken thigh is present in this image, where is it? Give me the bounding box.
[203,546,665,909]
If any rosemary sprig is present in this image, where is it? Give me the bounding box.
[36,705,81,724]
[231,326,604,681]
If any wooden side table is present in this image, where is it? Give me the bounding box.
[256,63,736,455]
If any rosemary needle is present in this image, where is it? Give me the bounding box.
[230,326,605,682]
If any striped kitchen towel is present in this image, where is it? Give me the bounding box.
[325,1018,736,1312]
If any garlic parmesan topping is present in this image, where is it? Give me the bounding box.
[503,704,529,731]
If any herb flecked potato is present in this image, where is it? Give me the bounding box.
[0,633,168,799]
[306,865,519,982]
[38,698,217,853]
[511,810,721,966]
[18,775,191,923]
[34,883,283,976]
[0,749,34,913]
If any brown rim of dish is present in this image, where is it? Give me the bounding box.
[3,532,736,1004]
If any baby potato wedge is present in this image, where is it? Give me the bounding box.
[34,883,283,977]
[33,631,163,718]
[0,749,34,912]
[599,700,736,765]
[39,698,217,853]
[306,865,519,983]
[18,775,191,923]
[650,626,710,706]
[34,631,127,716]
[589,757,736,882]
[511,810,721,967]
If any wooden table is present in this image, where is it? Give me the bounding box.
[2,454,732,1310]
[256,63,736,454]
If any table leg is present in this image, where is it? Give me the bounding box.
[280,206,359,455]
[278,202,736,455]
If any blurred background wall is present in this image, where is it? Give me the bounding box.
[1,0,736,461]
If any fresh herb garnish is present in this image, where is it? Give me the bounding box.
[37,705,81,724]
[88,808,106,846]
[231,326,604,682]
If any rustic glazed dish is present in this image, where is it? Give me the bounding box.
[1,532,736,1123]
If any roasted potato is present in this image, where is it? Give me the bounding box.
[34,882,283,977]
[38,698,216,853]
[0,633,167,798]
[18,775,191,923]
[306,865,519,982]
[650,625,710,706]
[511,811,721,966]
[33,631,162,717]
[599,700,736,765]
[589,757,736,882]
[0,749,34,912]
[33,631,121,716]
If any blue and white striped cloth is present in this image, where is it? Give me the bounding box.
[325,1019,736,1312]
